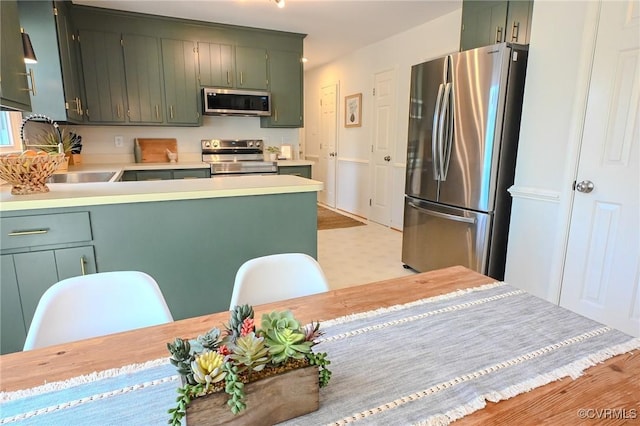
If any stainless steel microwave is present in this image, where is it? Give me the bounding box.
[202,88,271,116]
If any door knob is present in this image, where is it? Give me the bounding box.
[575,180,594,193]
[384,155,391,162]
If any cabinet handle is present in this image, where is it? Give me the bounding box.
[495,26,503,43]
[274,108,278,122]
[20,68,37,96]
[155,104,160,119]
[8,229,49,236]
[117,104,122,118]
[76,97,83,115]
[170,105,174,119]
[226,70,231,85]
[240,71,244,86]
[511,21,520,42]
[80,255,87,276]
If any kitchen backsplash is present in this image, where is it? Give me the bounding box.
[63,116,301,164]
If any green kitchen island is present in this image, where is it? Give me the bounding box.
[0,175,322,353]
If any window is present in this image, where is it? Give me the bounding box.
[0,111,23,152]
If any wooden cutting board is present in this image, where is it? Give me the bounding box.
[135,138,178,163]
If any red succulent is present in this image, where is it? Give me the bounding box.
[240,317,255,336]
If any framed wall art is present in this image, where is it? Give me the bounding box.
[345,93,362,128]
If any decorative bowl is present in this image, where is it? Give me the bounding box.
[0,152,67,195]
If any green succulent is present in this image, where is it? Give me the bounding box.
[229,332,270,373]
[197,327,223,350]
[265,328,312,364]
[260,310,300,337]
[191,351,228,388]
[223,363,246,414]
[167,338,196,385]
[226,304,254,342]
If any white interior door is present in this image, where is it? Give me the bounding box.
[318,83,338,207]
[370,69,396,225]
[560,0,640,337]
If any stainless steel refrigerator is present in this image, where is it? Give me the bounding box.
[402,42,528,280]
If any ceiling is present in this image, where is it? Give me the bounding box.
[71,0,461,70]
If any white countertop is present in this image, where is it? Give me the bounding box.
[0,174,323,212]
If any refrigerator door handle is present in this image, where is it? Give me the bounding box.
[438,82,453,181]
[408,201,477,224]
[432,83,445,180]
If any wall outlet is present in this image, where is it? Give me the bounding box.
[114,136,124,148]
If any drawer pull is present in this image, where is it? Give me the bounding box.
[8,229,50,236]
[80,255,87,276]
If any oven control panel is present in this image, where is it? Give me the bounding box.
[201,139,263,152]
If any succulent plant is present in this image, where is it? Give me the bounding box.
[191,351,228,388]
[240,317,255,336]
[265,328,312,364]
[226,305,254,342]
[302,321,324,344]
[197,327,223,350]
[260,310,300,337]
[229,332,270,373]
[168,305,331,422]
[167,338,196,385]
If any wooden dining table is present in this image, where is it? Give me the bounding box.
[1,265,638,424]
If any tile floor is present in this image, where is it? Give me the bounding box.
[317,207,416,290]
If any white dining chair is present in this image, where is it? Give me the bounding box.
[23,271,173,351]
[229,253,330,308]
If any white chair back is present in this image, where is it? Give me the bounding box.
[229,253,329,308]
[23,271,173,351]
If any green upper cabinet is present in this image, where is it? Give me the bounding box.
[54,1,84,122]
[460,1,532,51]
[16,1,83,122]
[198,41,234,88]
[122,34,164,123]
[261,49,303,128]
[0,0,32,111]
[66,4,304,127]
[235,46,268,90]
[161,38,200,125]
[506,0,533,45]
[79,30,127,123]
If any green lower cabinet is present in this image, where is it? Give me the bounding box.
[87,191,317,320]
[173,169,211,179]
[1,255,27,354]
[0,190,316,350]
[278,165,311,179]
[121,168,211,181]
[0,246,96,354]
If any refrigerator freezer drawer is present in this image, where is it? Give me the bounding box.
[401,197,492,274]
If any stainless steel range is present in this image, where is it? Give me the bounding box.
[201,139,277,175]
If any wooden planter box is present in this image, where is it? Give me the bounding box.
[186,366,319,425]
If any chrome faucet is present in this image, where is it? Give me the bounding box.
[20,114,63,153]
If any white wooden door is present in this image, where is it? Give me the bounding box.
[560,0,640,337]
[318,83,338,207]
[370,69,396,226]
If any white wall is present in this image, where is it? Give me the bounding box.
[505,1,600,301]
[67,116,300,163]
[304,9,462,227]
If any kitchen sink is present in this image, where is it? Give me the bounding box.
[47,171,117,183]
